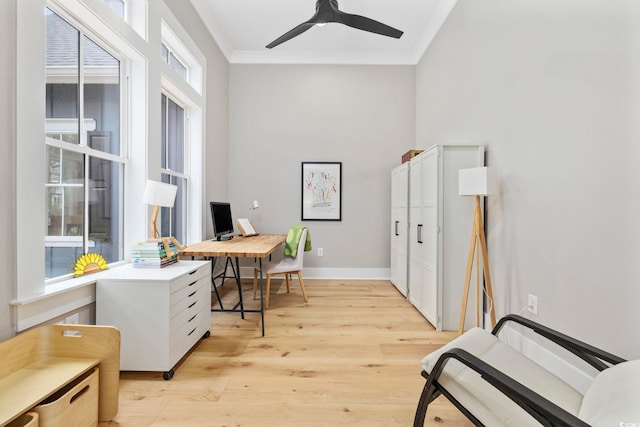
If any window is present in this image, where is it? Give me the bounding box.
[161,42,187,80]
[45,8,124,279]
[160,93,187,244]
[103,0,125,18]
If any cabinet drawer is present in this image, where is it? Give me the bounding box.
[169,265,210,294]
[169,308,205,350]
[170,296,206,335]
[170,278,208,318]
[170,275,207,306]
[169,321,209,366]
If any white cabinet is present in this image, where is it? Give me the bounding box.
[401,145,484,331]
[390,163,409,296]
[96,261,211,379]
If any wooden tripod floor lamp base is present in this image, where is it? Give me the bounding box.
[458,167,498,335]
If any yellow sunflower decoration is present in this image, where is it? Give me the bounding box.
[74,253,109,277]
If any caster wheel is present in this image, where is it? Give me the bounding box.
[163,370,174,380]
[203,330,211,338]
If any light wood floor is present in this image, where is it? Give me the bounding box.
[100,279,472,426]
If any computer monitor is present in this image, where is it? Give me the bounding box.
[210,202,234,241]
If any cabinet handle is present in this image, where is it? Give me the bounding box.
[189,270,198,275]
[188,313,197,322]
[188,327,197,336]
[188,301,197,309]
[417,224,423,244]
[188,291,197,298]
[188,281,197,287]
[395,220,399,236]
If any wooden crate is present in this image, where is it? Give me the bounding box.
[401,149,423,163]
[35,368,98,427]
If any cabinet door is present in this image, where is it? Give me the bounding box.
[408,156,422,308]
[390,165,409,295]
[419,149,440,328]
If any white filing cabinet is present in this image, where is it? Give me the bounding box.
[96,260,211,379]
[405,145,484,331]
[390,163,409,296]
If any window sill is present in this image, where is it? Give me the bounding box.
[11,261,129,331]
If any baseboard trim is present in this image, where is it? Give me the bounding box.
[239,267,391,280]
[499,323,596,394]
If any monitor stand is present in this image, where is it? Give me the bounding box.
[215,235,233,241]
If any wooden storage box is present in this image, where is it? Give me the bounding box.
[6,412,38,427]
[401,149,423,163]
[35,368,99,427]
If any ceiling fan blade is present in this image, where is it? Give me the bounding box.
[266,22,316,49]
[335,12,403,39]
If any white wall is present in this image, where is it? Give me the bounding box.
[228,65,415,273]
[0,0,16,340]
[416,0,640,358]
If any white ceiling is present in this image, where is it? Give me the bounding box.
[189,0,457,65]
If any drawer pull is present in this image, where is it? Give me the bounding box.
[188,327,197,336]
[188,301,197,309]
[188,280,197,287]
[188,291,197,298]
[188,313,198,322]
[70,384,90,404]
[188,270,198,275]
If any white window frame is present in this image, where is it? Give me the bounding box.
[12,0,204,333]
[160,91,189,243]
[44,4,128,282]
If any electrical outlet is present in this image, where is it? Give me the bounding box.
[317,248,323,257]
[527,294,538,315]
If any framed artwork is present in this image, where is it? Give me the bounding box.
[301,161,342,221]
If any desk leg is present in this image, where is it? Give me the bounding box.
[234,257,245,319]
[259,258,265,337]
[209,257,224,310]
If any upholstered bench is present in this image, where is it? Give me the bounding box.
[414,314,640,426]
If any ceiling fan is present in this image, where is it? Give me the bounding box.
[266,0,404,49]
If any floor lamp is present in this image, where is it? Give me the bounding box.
[143,179,184,254]
[458,167,498,334]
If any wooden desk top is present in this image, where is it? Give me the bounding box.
[180,234,286,258]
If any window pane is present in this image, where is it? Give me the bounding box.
[64,186,84,235]
[166,97,184,173]
[103,0,125,18]
[46,187,63,236]
[161,94,167,169]
[160,175,185,244]
[62,150,84,183]
[161,43,169,63]
[46,9,79,144]
[169,52,187,80]
[89,158,121,264]
[45,147,85,279]
[46,146,61,184]
[84,35,120,155]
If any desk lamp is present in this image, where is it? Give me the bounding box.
[458,167,498,334]
[143,179,183,253]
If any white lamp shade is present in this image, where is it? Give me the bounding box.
[252,200,259,209]
[458,167,498,196]
[143,179,178,207]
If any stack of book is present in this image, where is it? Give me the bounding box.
[131,240,178,268]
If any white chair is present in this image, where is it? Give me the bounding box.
[413,314,640,426]
[253,228,308,309]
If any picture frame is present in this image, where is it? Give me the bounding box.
[301,162,342,221]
